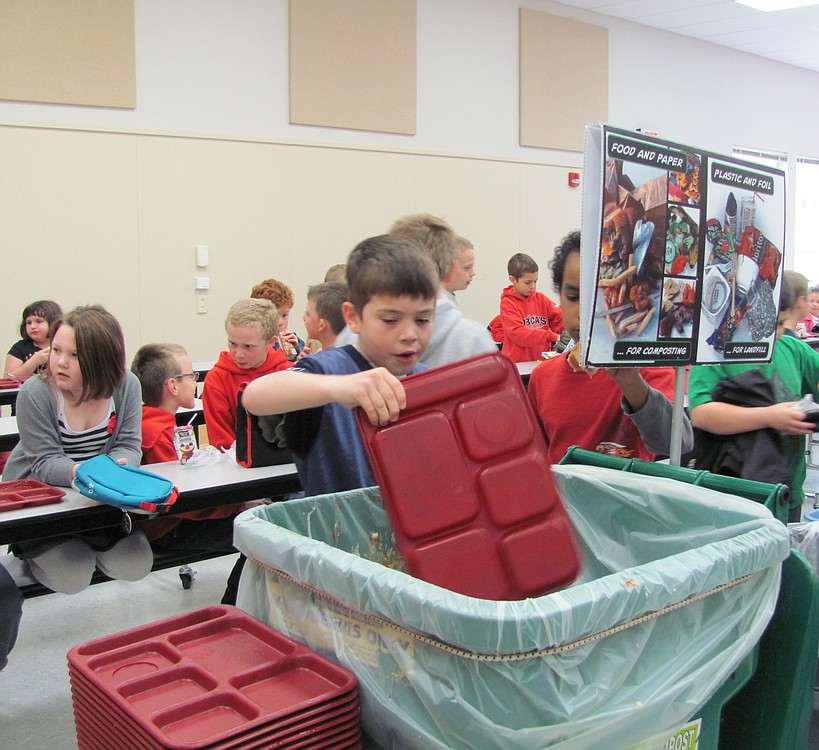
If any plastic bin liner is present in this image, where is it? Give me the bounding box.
[234,464,789,750]
[789,521,819,576]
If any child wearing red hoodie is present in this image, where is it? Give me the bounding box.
[203,299,292,450]
[499,252,564,362]
[132,341,264,605]
[131,343,198,463]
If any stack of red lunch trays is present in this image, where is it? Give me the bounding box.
[67,605,361,750]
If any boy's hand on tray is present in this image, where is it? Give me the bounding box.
[339,368,406,426]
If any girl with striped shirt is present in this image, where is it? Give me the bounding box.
[4,305,151,594]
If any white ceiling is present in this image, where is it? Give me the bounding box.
[553,0,819,73]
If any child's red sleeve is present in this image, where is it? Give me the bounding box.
[546,298,564,336]
[489,314,504,343]
[142,429,179,464]
[202,378,237,451]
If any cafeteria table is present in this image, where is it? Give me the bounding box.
[0,455,300,547]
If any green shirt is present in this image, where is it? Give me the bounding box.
[688,335,819,506]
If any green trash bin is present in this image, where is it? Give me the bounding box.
[558,445,791,525]
[234,460,793,750]
[558,448,819,750]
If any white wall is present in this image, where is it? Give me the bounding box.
[1,0,818,359]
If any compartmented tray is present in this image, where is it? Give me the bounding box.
[68,605,360,750]
[356,351,580,600]
[0,376,28,389]
[0,479,65,512]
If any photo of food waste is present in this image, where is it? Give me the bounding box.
[659,278,696,339]
[596,158,668,342]
[668,151,702,207]
[665,205,699,277]
[701,188,782,357]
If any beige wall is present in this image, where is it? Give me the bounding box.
[0,124,582,364]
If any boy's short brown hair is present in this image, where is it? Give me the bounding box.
[307,282,348,335]
[50,305,126,403]
[250,278,295,310]
[346,235,438,313]
[131,343,188,407]
[225,298,279,341]
[389,213,455,281]
[507,252,539,279]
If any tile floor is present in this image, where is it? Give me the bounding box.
[0,553,238,750]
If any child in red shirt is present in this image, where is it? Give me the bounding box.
[203,299,292,450]
[131,343,198,464]
[500,252,564,362]
[131,342,258,604]
[527,231,692,464]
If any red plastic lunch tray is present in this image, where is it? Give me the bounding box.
[67,605,361,750]
[0,376,28,389]
[356,351,581,601]
[0,479,65,512]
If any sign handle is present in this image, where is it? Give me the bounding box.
[669,367,687,467]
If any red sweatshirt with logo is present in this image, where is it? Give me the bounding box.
[499,286,564,363]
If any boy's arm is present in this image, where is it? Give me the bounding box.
[688,354,816,436]
[202,377,237,450]
[243,367,407,426]
[609,368,693,455]
[500,295,559,348]
[547,299,564,337]
[689,400,813,436]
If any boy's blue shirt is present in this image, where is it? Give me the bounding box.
[283,345,426,497]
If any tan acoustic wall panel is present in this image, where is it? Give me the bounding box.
[0,0,135,108]
[289,0,416,134]
[520,8,608,152]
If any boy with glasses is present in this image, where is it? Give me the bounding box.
[131,343,199,463]
[131,342,254,603]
